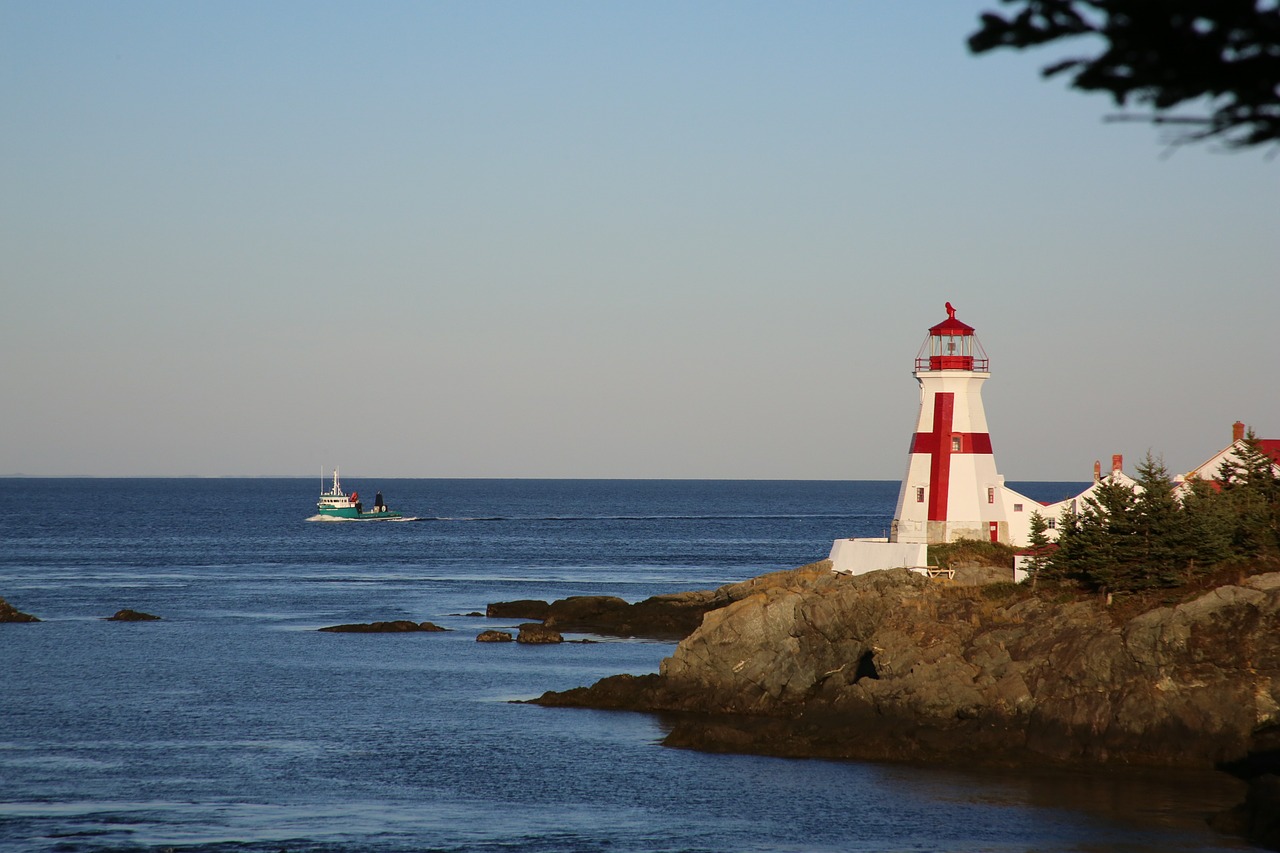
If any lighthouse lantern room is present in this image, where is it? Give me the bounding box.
[916,304,988,372]
[891,302,1007,546]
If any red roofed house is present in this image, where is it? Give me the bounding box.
[1175,421,1280,491]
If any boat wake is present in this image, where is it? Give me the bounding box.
[306,512,869,524]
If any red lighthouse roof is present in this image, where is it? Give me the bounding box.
[929,301,976,336]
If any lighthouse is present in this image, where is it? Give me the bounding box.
[890,302,1009,545]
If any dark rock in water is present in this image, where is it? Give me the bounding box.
[0,597,40,623]
[477,630,514,643]
[545,593,697,638]
[107,609,161,621]
[517,623,563,644]
[490,564,832,640]
[486,600,550,620]
[319,620,447,633]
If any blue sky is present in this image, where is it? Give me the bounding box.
[3,2,1277,479]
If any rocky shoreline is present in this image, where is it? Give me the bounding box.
[529,563,1280,849]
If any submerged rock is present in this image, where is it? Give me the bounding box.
[107,609,161,621]
[0,597,40,623]
[319,620,447,633]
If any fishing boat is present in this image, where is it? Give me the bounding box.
[315,469,402,520]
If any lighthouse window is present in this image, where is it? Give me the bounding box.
[951,436,961,451]
[916,487,924,503]
[988,487,994,504]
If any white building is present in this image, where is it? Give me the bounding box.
[1030,455,1138,540]
[829,305,1275,577]
[1174,420,1280,492]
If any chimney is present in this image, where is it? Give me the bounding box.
[1112,454,1123,474]
[1233,420,1246,443]
[1093,460,1101,482]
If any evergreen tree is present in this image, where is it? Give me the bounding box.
[1052,479,1139,594]
[1049,438,1277,595]
[1046,500,1081,583]
[1026,510,1051,589]
[1218,429,1280,559]
[1132,452,1183,587]
[1088,478,1143,592]
[1180,474,1236,578]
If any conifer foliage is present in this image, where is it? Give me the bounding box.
[1024,510,1052,589]
[1049,440,1280,593]
[968,1,1280,150]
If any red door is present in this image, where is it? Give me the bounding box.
[988,522,999,543]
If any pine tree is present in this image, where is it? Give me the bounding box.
[1065,479,1140,595]
[1217,429,1280,559]
[1103,478,1145,591]
[1047,438,1277,595]
[1026,510,1051,589]
[1046,501,1082,584]
[1179,474,1235,579]
[1132,452,1183,587]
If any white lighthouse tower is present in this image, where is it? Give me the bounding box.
[890,302,1009,545]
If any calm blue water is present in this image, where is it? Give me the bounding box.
[0,478,1247,852]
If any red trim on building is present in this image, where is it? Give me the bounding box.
[911,392,996,523]
[927,393,953,522]
[911,431,994,455]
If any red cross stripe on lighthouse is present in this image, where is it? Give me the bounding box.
[909,392,993,521]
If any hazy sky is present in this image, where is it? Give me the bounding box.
[3,2,1277,480]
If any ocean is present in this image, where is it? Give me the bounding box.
[0,478,1249,852]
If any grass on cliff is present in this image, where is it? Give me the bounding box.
[927,539,1016,570]
[924,542,1280,624]
[996,557,1280,625]
[1099,556,1280,622]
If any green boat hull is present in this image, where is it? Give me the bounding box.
[316,506,402,520]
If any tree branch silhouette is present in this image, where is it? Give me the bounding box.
[969,1,1280,150]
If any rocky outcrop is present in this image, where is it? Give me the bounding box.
[490,563,831,639]
[487,600,550,620]
[477,630,514,643]
[517,623,564,644]
[536,568,1280,778]
[0,597,40,623]
[319,620,447,633]
[107,609,161,621]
